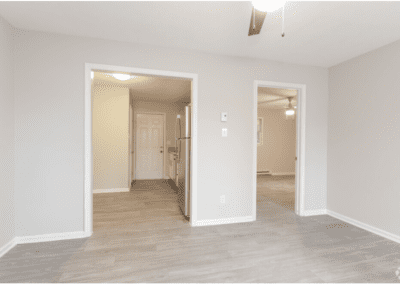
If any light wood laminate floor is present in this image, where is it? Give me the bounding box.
[1,177,400,282]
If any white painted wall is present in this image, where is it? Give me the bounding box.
[328,39,400,237]
[257,108,296,174]
[0,15,15,249]
[13,29,328,237]
[92,84,129,190]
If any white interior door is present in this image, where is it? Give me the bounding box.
[136,113,164,179]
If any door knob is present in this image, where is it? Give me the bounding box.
[160,151,163,153]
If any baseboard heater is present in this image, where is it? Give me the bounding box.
[257,170,271,175]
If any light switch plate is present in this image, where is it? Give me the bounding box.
[222,128,228,137]
[221,112,228,122]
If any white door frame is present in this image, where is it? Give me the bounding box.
[129,103,133,186]
[85,63,198,235]
[253,80,306,218]
[134,112,166,180]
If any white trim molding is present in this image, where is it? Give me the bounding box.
[193,216,255,227]
[16,231,91,245]
[85,63,199,232]
[271,172,295,176]
[84,65,93,237]
[253,80,307,219]
[301,209,327,216]
[1,231,92,258]
[327,210,400,244]
[0,237,17,258]
[93,188,130,194]
[257,116,263,146]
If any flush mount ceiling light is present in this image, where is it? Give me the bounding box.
[112,73,132,81]
[249,0,286,37]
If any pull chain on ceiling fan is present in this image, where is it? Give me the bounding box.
[281,3,285,37]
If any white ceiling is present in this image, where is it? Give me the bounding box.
[93,71,191,103]
[1,2,400,67]
[258,87,297,109]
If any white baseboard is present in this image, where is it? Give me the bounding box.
[301,209,327,216]
[17,231,91,244]
[93,188,130,194]
[271,172,295,176]
[193,216,255,227]
[327,210,400,244]
[0,237,17,258]
[0,231,92,258]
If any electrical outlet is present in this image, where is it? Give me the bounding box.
[220,195,225,204]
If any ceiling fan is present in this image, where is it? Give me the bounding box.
[249,0,286,37]
[284,97,296,119]
[258,95,296,119]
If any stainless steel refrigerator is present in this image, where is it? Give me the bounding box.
[175,105,191,218]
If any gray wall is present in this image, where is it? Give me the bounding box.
[13,29,328,237]
[328,39,400,236]
[0,16,15,248]
[92,84,129,190]
[257,108,296,174]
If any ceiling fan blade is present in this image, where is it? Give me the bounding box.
[248,7,267,36]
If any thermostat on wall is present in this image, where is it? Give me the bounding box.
[221,112,228,122]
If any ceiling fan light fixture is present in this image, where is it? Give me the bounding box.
[285,109,295,116]
[285,97,295,119]
[252,0,286,13]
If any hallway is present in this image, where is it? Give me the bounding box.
[1,179,400,282]
[257,175,295,211]
[94,179,185,230]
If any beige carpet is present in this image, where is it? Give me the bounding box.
[257,175,295,211]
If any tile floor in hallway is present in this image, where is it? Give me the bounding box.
[1,177,400,282]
